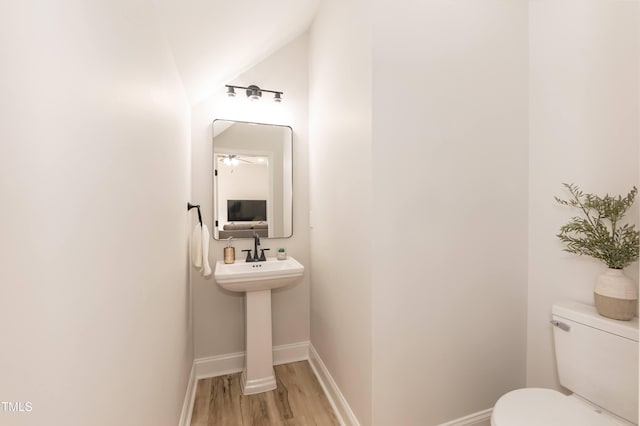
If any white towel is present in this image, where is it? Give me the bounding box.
[191,223,211,277]
[201,224,211,277]
[191,224,202,269]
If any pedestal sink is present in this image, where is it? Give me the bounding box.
[214,256,304,395]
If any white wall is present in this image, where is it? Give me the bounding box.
[190,34,310,358]
[0,1,192,425]
[527,0,639,389]
[371,1,529,424]
[308,0,374,424]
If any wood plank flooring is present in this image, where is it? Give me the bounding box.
[191,361,340,426]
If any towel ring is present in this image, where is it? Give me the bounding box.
[187,203,202,226]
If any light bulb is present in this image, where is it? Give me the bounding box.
[247,85,262,101]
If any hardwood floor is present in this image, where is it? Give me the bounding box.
[191,361,340,426]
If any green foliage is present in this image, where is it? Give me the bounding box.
[555,183,639,269]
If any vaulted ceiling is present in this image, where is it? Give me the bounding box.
[155,0,320,106]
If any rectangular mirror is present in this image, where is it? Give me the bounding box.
[212,119,293,240]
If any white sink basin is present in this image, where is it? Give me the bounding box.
[214,256,304,292]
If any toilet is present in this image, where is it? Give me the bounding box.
[492,301,639,426]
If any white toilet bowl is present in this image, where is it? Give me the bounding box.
[491,388,633,426]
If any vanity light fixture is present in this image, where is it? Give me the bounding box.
[225,84,284,103]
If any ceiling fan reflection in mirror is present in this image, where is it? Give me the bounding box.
[217,154,268,167]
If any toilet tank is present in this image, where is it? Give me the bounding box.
[552,301,639,424]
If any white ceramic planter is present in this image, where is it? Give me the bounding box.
[594,268,638,321]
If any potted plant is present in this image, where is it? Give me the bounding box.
[556,183,639,320]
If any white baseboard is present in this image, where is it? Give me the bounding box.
[436,408,493,426]
[179,363,196,426]
[194,349,245,379]
[273,341,311,365]
[193,340,310,380]
[308,344,360,426]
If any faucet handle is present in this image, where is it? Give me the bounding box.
[259,248,270,261]
[242,249,253,262]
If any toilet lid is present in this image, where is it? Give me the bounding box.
[492,388,622,426]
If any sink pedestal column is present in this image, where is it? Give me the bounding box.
[241,289,276,395]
